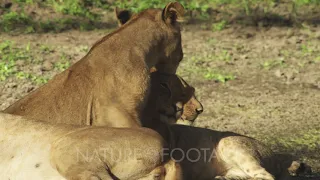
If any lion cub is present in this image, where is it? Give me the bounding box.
[4,2,185,128]
[167,125,311,180]
[161,88,311,180]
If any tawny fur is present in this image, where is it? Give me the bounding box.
[3,71,202,130]
[157,82,311,180]
[143,68,310,180]
[146,83,310,180]
[0,72,201,180]
[138,72,203,145]
[0,112,182,180]
[146,72,203,125]
[3,2,185,128]
[166,125,311,180]
[173,76,203,125]
[114,6,203,128]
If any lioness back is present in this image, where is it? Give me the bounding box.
[4,65,93,125]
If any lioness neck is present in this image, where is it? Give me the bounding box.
[79,14,167,127]
[87,13,165,70]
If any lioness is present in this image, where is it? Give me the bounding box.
[3,2,185,128]
[0,112,182,180]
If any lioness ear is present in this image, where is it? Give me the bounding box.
[114,7,132,26]
[162,2,185,25]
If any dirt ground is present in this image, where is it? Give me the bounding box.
[1,21,320,178]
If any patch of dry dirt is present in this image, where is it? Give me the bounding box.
[179,24,320,176]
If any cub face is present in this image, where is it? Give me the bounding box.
[151,72,203,125]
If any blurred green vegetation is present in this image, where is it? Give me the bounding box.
[261,129,320,153]
[0,40,49,84]
[0,0,319,33]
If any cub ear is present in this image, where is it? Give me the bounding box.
[114,7,132,26]
[162,2,185,25]
[150,67,158,73]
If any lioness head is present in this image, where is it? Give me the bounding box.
[115,2,185,74]
[149,72,203,125]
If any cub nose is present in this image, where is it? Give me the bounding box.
[196,107,203,114]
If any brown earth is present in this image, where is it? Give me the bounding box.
[1,21,320,178]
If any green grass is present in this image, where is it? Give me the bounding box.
[217,50,232,62]
[204,71,235,82]
[264,129,320,151]
[1,0,319,33]
[0,40,49,84]
[261,58,286,70]
[54,53,71,71]
[0,40,31,80]
[212,20,228,32]
[293,0,320,6]
[114,0,210,15]
[1,11,32,32]
[15,72,49,84]
[49,0,99,20]
[179,53,236,83]
[301,42,314,55]
[40,45,54,54]
[0,14,99,33]
[261,40,319,70]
